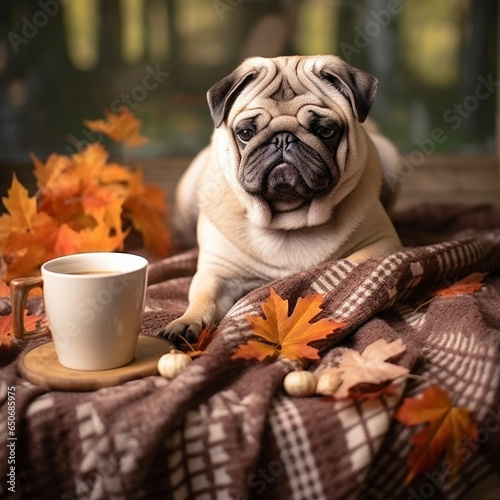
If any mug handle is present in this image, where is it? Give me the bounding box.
[10,277,51,340]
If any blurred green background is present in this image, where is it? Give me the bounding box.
[0,0,497,165]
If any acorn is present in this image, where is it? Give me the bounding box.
[283,370,317,397]
[157,350,192,378]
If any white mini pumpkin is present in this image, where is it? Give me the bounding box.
[283,370,317,397]
[157,350,192,378]
[315,370,341,396]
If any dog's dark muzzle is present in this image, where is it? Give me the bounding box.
[265,163,304,202]
[240,132,337,203]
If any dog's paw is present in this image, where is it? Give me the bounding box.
[158,316,204,345]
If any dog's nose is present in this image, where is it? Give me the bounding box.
[272,132,298,151]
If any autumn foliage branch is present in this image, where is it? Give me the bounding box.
[0,108,171,282]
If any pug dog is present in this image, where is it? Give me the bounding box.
[161,55,402,341]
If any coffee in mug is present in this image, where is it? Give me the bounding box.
[11,252,149,371]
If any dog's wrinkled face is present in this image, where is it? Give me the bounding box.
[207,55,379,229]
[234,103,342,214]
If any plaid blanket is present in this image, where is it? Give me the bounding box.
[1,202,500,500]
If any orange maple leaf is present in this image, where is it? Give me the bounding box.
[0,178,60,281]
[54,219,128,256]
[0,310,43,347]
[99,163,135,186]
[123,196,169,257]
[1,222,58,282]
[415,272,488,312]
[1,111,170,282]
[395,384,478,484]
[0,282,10,297]
[432,272,488,298]
[34,144,113,227]
[84,108,150,148]
[232,288,345,361]
[182,326,218,359]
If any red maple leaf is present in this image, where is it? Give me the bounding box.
[395,384,478,484]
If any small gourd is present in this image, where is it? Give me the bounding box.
[315,370,341,396]
[283,370,317,397]
[157,350,192,378]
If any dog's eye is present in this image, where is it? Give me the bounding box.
[237,129,254,142]
[314,126,336,140]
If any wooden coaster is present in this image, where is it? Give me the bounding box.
[19,335,175,391]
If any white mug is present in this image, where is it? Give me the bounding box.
[11,252,148,371]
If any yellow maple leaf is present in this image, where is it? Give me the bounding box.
[0,174,37,234]
[84,108,150,148]
[232,288,345,361]
[71,143,109,184]
[31,152,72,190]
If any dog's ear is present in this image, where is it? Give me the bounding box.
[207,69,257,128]
[317,56,378,123]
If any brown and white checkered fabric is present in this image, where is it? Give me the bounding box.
[1,203,500,500]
